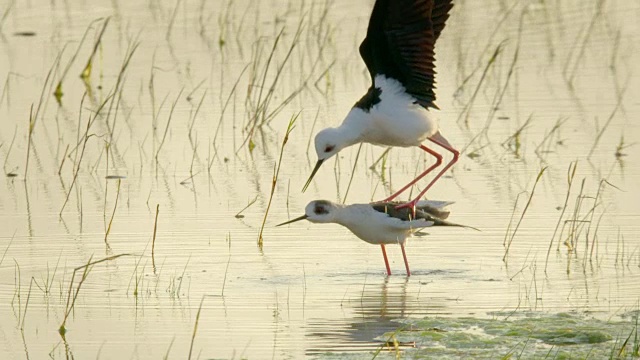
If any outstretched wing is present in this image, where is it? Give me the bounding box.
[359,0,454,109]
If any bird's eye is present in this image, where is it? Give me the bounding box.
[324,145,335,153]
[314,205,328,215]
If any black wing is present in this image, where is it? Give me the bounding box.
[372,201,450,221]
[372,201,476,229]
[359,0,454,109]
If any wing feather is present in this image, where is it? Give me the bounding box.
[358,0,454,109]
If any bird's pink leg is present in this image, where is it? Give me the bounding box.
[395,134,459,213]
[400,244,411,277]
[381,145,443,202]
[380,244,391,276]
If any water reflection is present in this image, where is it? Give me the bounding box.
[306,276,448,354]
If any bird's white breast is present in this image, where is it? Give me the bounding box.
[364,75,439,147]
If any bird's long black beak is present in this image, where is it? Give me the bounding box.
[302,159,324,192]
[276,214,308,227]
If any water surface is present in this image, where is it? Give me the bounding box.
[0,0,639,358]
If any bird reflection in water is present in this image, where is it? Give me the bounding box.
[305,276,447,355]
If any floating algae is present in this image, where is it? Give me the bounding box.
[366,312,639,359]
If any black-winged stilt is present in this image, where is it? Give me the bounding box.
[302,0,458,212]
[278,199,471,276]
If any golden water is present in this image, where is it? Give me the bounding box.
[0,0,639,358]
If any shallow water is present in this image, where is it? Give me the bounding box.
[1,0,639,358]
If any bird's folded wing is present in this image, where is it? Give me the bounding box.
[416,199,454,209]
[387,218,435,230]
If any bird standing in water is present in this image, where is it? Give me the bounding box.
[303,0,458,212]
[277,199,470,276]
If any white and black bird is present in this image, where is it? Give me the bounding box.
[277,199,471,276]
[303,0,458,211]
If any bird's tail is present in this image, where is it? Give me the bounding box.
[431,218,480,231]
[416,210,480,231]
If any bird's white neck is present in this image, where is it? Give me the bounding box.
[336,107,369,148]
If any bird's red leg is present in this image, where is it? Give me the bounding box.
[400,244,411,277]
[381,145,442,202]
[395,134,459,213]
[380,244,391,276]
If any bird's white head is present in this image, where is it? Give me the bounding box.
[301,128,347,192]
[304,200,340,223]
[276,200,340,227]
[314,127,345,162]
[302,123,361,192]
